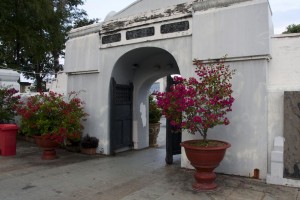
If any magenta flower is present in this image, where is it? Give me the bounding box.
[157,58,236,141]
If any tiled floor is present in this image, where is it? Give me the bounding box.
[0,140,299,200]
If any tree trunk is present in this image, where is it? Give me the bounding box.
[35,75,43,92]
[52,51,60,78]
[203,128,208,141]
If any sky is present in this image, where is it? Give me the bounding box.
[80,0,300,34]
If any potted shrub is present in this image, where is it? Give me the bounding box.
[0,87,20,124]
[65,132,81,153]
[157,58,235,190]
[16,91,88,160]
[80,134,99,155]
[149,94,162,147]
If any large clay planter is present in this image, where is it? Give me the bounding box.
[181,139,231,191]
[34,136,59,160]
[149,123,160,147]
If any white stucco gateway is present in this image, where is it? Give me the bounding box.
[63,0,300,184]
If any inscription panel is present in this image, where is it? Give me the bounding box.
[126,27,155,40]
[161,21,189,34]
[102,33,121,44]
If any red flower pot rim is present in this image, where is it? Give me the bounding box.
[181,139,231,150]
[0,124,18,130]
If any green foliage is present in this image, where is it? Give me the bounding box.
[16,91,88,144]
[0,0,96,91]
[73,18,99,29]
[282,24,300,34]
[149,95,162,124]
[0,87,20,124]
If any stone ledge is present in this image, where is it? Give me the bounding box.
[193,0,252,11]
[267,175,300,187]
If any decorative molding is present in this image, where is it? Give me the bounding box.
[100,1,197,34]
[68,23,102,39]
[267,85,300,93]
[100,18,192,49]
[199,55,271,64]
[272,33,300,39]
[67,70,99,75]
[193,0,252,11]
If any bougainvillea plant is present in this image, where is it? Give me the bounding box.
[0,87,20,124]
[156,59,235,142]
[16,91,88,144]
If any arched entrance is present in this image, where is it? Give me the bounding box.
[110,47,180,154]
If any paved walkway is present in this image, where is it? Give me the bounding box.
[0,140,299,200]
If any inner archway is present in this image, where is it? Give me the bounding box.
[110,47,180,154]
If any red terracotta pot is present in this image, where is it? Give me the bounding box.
[34,136,59,160]
[81,148,97,155]
[149,123,161,147]
[181,139,231,191]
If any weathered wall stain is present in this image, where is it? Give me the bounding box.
[101,1,198,33]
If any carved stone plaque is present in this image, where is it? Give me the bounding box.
[126,27,155,40]
[284,91,300,179]
[102,33,121,44]
[161,21,189,34]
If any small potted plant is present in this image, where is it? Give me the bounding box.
[149,94,162,147]
[16,91,88,159]
[157,58,235,190]
[80,134,99,155]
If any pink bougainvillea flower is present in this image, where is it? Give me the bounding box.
[157,58,235,141]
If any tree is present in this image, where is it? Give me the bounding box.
[73,18,99,29]
[0,0,97,91]
[282,24,300,34]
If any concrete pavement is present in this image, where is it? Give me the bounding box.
[0,139,299,200]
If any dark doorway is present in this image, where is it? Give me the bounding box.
[110,78,134,154]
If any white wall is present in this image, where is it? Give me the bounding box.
[65,31,192,154]
[64,32,100,73]
[186,0,272,179]
[100,37,192,153]
[192,0,270,59]
[268,33,300,173]
[49,72,67,94]
[181,60,269,178]
[0,69,20,90]
[64,0,278,180]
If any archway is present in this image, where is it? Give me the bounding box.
[110,47,180,154]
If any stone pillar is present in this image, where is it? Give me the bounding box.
[267,136,300,187]
[267,136,284,185]
[270,136,284,178]
[49,72,67,94]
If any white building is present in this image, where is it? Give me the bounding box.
[0,69,20,90]
[63,0,300,185]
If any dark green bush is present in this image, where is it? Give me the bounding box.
[149,95,162,124]
[80,134,99,148]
